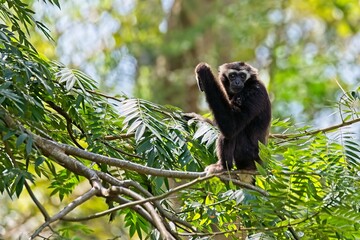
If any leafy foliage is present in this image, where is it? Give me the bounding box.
[1,0,360,240]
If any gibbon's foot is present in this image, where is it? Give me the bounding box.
[182,112,213,125]
[205,163,225,175]
[182,112,200,121]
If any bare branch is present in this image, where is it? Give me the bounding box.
[101,140,142,159]
[86,89,125,102]
[219,176,269,196]
[30,187,99,239]
[111,186,177,240]
[32,135,100,183]
[63,174,220,222]
[270,117,360,139]
[103,134,135,140]
[111,195,154,224]
[59,139,205,179]
[45,101,85,149]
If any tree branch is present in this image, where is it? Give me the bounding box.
[111,186,177,240]
[57,174,215,223]
[2,108,359,240]
[59,140,205,179]
[45,101,85,149]
[101,140,142,159]
[30,187,99,239]
[270,117,360,139]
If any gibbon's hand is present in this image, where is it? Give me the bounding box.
[231,97,242,112]
[195,62,212,92]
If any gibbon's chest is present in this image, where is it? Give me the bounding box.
[230,84,259,109]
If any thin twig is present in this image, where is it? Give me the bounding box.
[219,176,269,196]
[58,174,216,221]
[86,90,125,102]
[101,140,142,159]
[3,139,50,221]
[111,186,177,240]
[45,100,85,149]
[103,134,135,140]
[30,187,99,239]
[270,117,360,139]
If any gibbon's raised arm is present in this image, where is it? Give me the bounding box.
[195,63,236,137]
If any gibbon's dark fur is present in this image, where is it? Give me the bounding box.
[195,62,271,175]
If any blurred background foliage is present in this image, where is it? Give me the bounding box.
[1,0,360,239]
[30,0,360,121]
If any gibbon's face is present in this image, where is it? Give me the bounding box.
[219,62,258,94]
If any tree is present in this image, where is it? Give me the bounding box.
[1,1,360,240]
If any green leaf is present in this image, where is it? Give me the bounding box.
[193,123,210,139]
[255,162,267,176]
[127,120,142,135]
[14,175,25,197]
[35,156,45,167]
[25,135,33,155]
[307,180,318,198]
[145,124,162,140]
[135,123,146,142]
[122,111,140,126]
[16,133,28,148]
[2,130,16,141]
[192,212,201,220]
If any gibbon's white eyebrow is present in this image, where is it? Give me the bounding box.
[226,69,251,81]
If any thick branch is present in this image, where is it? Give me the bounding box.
[32,135,100,182]
[60,140,204,179]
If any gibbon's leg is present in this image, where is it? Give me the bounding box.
[205,135,235,174]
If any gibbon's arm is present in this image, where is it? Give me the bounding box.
[234,84,270,126]
[195,63,236,138]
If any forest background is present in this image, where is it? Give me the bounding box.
[0,0,360,239]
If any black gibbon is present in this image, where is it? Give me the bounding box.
[194,61,271,178]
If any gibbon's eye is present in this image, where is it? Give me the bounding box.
[239,72,247,80]
[229,73,236,80]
